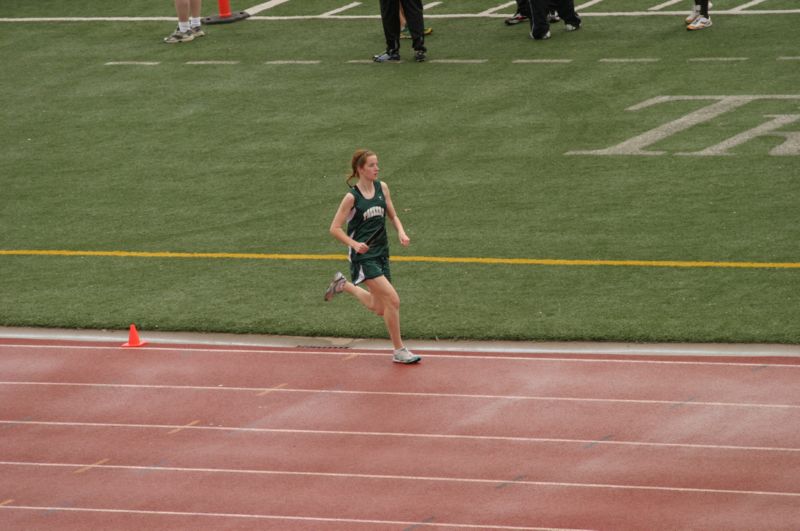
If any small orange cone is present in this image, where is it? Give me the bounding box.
[122,324,146,347]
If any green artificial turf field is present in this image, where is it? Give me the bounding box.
[1,1,798,343]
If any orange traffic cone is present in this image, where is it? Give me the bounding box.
[122,324,146,347]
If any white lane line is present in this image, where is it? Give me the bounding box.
[730,0,769,12]
[321,2,361,17]
[575,0,607,10]
[479,2,517,16]
[424,1,443,9]
[185,61,240,65]
[2,421,798,453]
[3,381,798,410]
[244,0,292,15]
[513,59,573,64]
[73,458,111,474]
[688,57,749,62]
[3,343,799,367]
[0,505,575,531]
[3,460,799,497]
[264,60,321,64]
[105,61,160,66]
[599,58,660,63]
[778,56,800,61]
[429,59,488,64]
[4,11,800,22]
[0,17,175,22]
[649,0,683,10]
[346,59,403,64]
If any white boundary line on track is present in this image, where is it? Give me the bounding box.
[0,503,574,530]
[3,381,797,410]
[2,420,798,453]
[3,343,799,366]
[2,10,800,23]
[2,460,799,497]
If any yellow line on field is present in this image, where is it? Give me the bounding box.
[1,249,798,269]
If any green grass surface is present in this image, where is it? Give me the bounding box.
[1,3,798,343]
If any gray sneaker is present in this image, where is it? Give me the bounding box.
[190,25,206,38]
[324,272,346,301]
[164,28,195,43]
[393,347,421,364]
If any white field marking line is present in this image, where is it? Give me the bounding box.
[321,2,361,17]
[185,61,239,65]
[513,59,573,64]
[0,504,573,531]
[105,61,160,66]
[3,420,799,453]
[688,57,749,62]
[599,58,660,63]
[575,0,607,9]
[346,59,404,64]
[423,1,443,9]
[3,343,799,367]
[0,499,14,507]
[731,0,770,12]
[264,60,320,64]
[778,56,800,60]
[244,0,293,15]
[649,0,683,10]
[479,2,517,16]
[429,59,488,64]
[3,460,800,498]
[4,11,800,22]
[4,381,798,410]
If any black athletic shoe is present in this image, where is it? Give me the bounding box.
[504,12,529,26]
[373,50,400,63]
[414,49,426,62]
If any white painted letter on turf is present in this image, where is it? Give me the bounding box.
[567,95,800,156]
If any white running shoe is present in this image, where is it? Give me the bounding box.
[685,2,712,25]
[687,16,712,30]
[324,272,346,301]
[393,347,421,364]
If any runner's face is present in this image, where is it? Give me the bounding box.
[359,155,379,181]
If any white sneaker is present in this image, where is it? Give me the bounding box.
[163,28,194,43]
[393,347,421,364]
[685,2,712,25]
[687,16,712,30]
[324,272,346,301]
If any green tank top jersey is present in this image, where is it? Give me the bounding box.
[347,181,389,263]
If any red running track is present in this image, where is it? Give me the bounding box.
[0,338,799,530]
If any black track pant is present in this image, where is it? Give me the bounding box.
[697,0,710,17]
[526,0,581,38]
[379,0,426,52]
